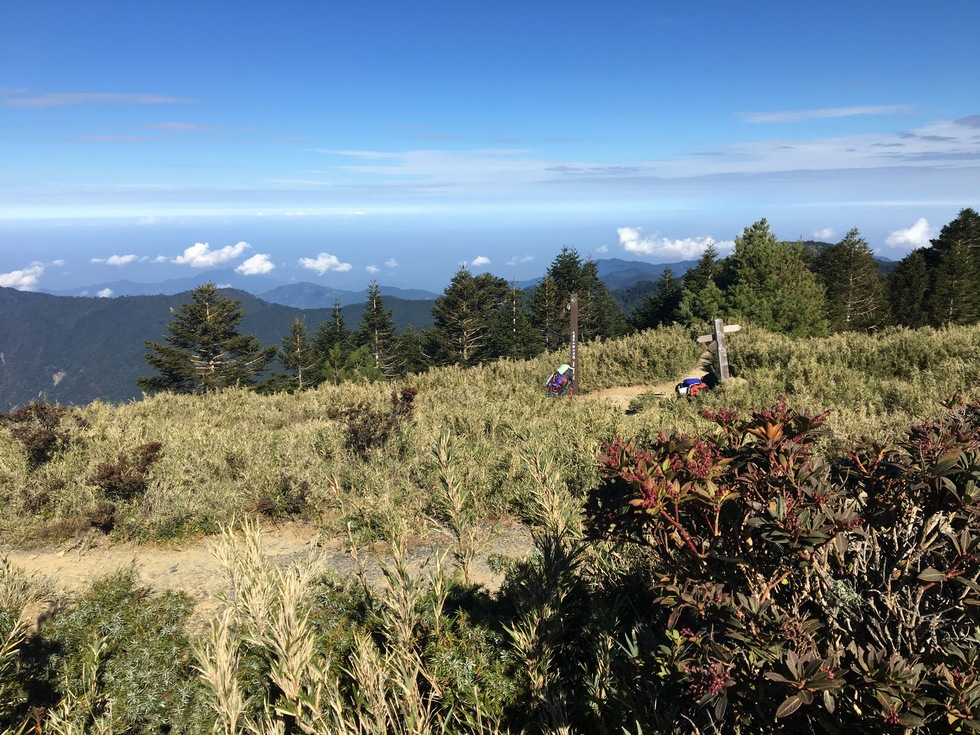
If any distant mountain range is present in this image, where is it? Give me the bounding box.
[42,258,682,307]
[2,257,684,408]
[46,271,441,308]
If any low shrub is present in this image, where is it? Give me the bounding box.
[579,395,980,732]
[86,441,162,501]
[0,401,83,468]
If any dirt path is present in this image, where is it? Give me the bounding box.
[583,353,712,411]
[2,522,535,631]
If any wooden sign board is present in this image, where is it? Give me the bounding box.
[696,320,740,381]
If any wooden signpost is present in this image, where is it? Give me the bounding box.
[568,293,579,395]
[697,318,741,381]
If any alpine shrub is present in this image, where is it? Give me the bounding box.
[582,396,980,733]
[0,402,82,467]
[86,441,163,501]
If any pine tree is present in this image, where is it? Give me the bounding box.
[812,228,885,332]
[431,266,510,366]
[138,282,275,394]
[725,219,828,337]
[887,249,930,328]
[278,317,315,391]
[355,280,397,377]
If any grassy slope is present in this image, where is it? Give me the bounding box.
[1,323,978,547]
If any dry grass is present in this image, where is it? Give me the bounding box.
[1,323,978,548]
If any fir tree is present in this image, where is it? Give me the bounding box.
[138,283,275,394]
[887,249,930,328]
[431,266,510,366]
[355,280,398,377]
[725,219,828,337]
[310,299,350,385]
[277,317,315,391]
[488,282,542,359]
[925,207,980,326]
[529,246,622,350]
[676,245,727,327]
[812,228,886,332]
[632,266,683,329]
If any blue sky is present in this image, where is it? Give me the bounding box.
[2,0,978,294]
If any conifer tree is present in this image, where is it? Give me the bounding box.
[278,317,315,391]
[724,219,828,337]
[394,324,437,375]
[528,273,563,352]
[488,281,542,359]
[310,298,351,384]
[138,282,275,394]
[812,228,886,332]
[675,245,727,327]
[925,207,980,326]
[355,280,398,376]
[888,249,929,328]
[529,246,622,350]
[431,266,510,366]
[632,266,684,329]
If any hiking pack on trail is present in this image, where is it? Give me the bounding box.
[675,377,708,397]
[545,364,574,397]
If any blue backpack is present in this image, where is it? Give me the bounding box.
[546,372,571,396]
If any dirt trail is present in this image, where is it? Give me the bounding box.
[583,353,713,411]
[2,522,535,631]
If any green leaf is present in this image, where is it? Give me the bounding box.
[918,567,947,582]
[776,693,805,719]
[823,689,835,714]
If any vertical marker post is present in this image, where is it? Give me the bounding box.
[697,319,740,383]
[568,293,579,395]
[714,317,730,381]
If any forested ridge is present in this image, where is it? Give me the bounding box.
[137,210,978,397]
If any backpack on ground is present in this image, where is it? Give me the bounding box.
[675,377,707,397]
[545,364,574,397]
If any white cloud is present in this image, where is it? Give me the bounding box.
[365,265,380,274]
[885,218,935,249]
[506,255,534,266]
[96,288,113,298]
[174,241,250,267]
[595,245,609,254]
[236,254,276,275]
[470,256,491,267]
[138,215,158,225]
[742,104,916,124]
[5,92,190,108]
[91,254,139,266]
[384,258,399,268]
[51,259,65,267]
[0,262,44,290]
[298,252,353,275]
[153,255,169,263]
[617,227,733,259]
[813,228,836,241]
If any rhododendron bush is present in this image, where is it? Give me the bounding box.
[582,397,980,732]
